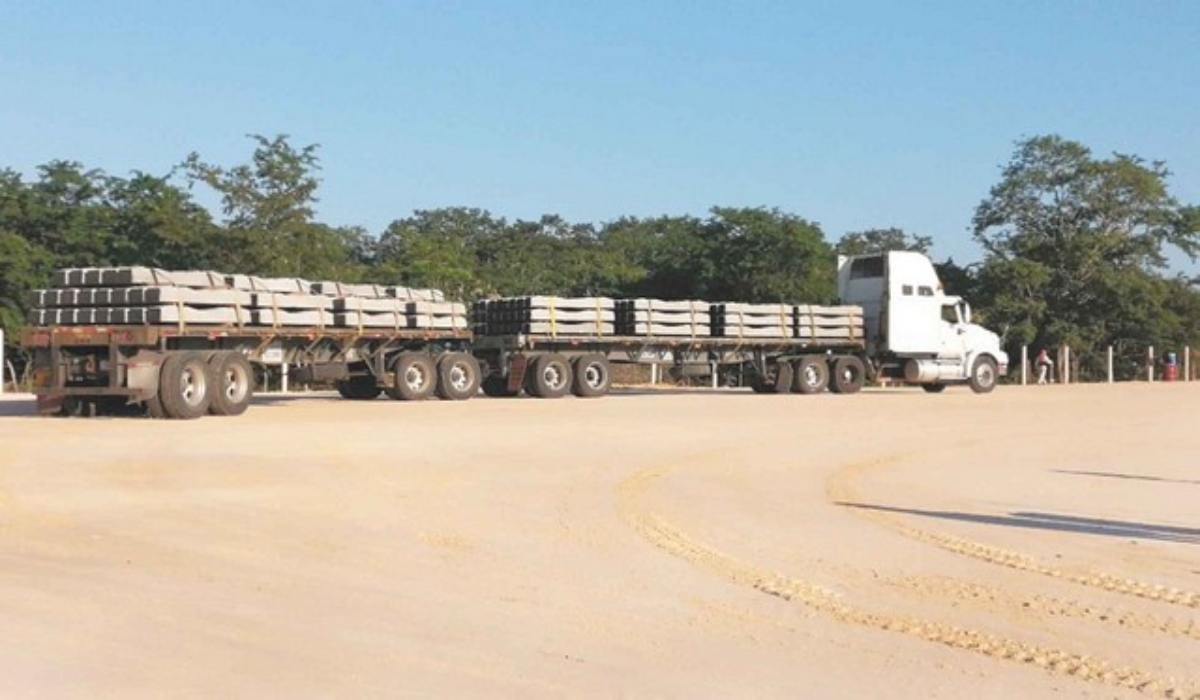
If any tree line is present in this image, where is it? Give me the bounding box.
[2,134,1198,380]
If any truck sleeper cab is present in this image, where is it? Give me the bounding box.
[837,251,1007,393]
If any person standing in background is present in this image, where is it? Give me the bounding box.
[1036,348,1052,384]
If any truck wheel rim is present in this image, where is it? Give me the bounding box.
[976,364,995,387]
[449,363,471,391]
[544,364,566,390]
[405,365,428,390]
[181,366,207,406]
[584,363,605,389]
[224,365,249,402]
[803,366,821,386]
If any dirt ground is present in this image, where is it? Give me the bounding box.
[1,383,1197,699]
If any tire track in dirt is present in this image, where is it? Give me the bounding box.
[875,574,1200,641]
[826,453,1200,611]
[618,463,1200,699]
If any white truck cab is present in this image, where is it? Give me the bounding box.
[837,251,1007,393]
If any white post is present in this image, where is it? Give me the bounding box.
[710,361,719,389]
[1147,346,1154,383]
[1186,346,1192,382]
[650,363,658,385]
[1062,345,1071,385]
[1107,346,1113,384]
[1020,345,1028,386]
[0,328,5,395]
[281,363,289,393]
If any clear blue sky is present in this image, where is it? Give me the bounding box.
[2,1,1197,271]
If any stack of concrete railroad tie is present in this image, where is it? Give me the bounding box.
[29,267,462,331]
[708,302,863,340]
[471,296,615,337]
[709,302,795,339]
[791,305,864,341]
[332,296,467,331]
[614,299,711,337]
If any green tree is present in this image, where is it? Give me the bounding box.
[0,164,115,359]
[0,229,53,357]
[376,207,499,298]
[0,163,115,267]
[605,214,716,300]
[932,259,978,298]
[106,171,222,270]
[709,207,835,303]
[184,134,329,276]
[478,215,634,297]
[564,220,645,296]
[835,227,932,256]
[972,135,1200,372]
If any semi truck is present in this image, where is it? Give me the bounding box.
[18,251,1008,418]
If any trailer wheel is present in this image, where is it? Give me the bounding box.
[572,354,610,398]
[436,352,480,400]
[208,351,254,416]
[829,356,865,395]
[968,355,998,394]
[337,377,382,400]
[528,354,571,398]
[772,361,793,394]
[921,383,947,394]
[482,374,520,397]
[390,352,436,401]
[792,356,829,394]
[158,352,213,419]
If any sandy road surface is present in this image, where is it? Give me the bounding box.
[1,384,1198,698]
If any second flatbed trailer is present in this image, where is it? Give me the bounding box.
[470,332,869,398]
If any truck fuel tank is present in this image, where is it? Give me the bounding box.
[903,358,962,383]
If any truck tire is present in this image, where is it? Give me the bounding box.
[772,361,792,394]
[968,355,998,394]
[158,352,213,419]
[829,356,865,395]
[921,383,947,393]
[208,351,254,416]
[481,374,520,397]
[571,354,610,398]
[436,352,480,400]
[527,353,571,399]
[792,356,829,394]
[337,377,381,400]
[390,352,436,401]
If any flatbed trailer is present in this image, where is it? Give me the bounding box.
[20,323,474,418]
[471,332,869,398]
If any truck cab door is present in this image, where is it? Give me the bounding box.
[937,302,967,359]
